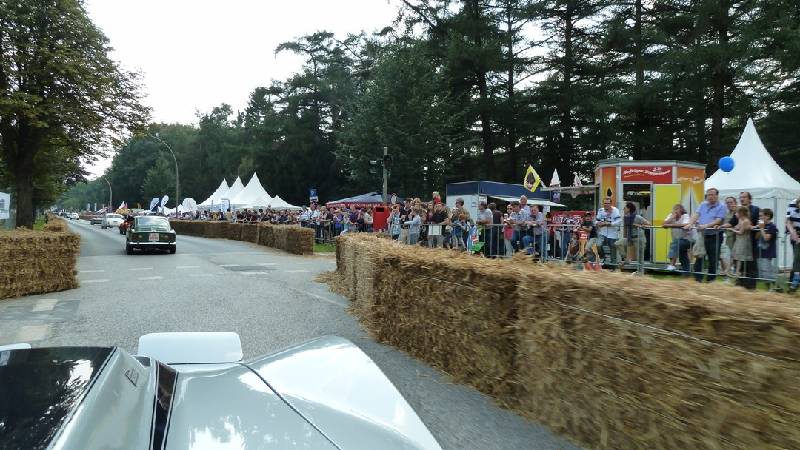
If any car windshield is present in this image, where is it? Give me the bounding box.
[136,217,170,229]
[106,214,122,219]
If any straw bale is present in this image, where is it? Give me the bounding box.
[240,224,259,243]
[0,229,80,300]
[220,222,242,240]
[257,224,275,247]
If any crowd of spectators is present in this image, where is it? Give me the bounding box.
[179,208,302,224]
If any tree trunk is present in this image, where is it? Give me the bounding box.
[633,0,644,160]
[506,2,518,181]
[710,0,729,165]
[14,153,35,229]
[471,0,493,178]
[559,3,575,178]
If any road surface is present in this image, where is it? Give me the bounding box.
[0,219,581,450]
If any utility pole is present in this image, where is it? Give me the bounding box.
[382,146,389,204]
[102,177,112,215]
[151,133,179,216]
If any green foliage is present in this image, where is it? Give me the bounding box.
[59,0,800,209]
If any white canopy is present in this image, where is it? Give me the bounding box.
[269,195,302,211]
[705,118,800,268]
[231,173,273,208]
[222,176,245,204]
[200,179,230,207]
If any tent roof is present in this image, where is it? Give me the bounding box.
[706,119,800,198]
[222,176,245,202]
[326,192,384,206]
[231,173,272,206]
[270,195,302,210]
[199,178,229,206]
[446,181,549,199]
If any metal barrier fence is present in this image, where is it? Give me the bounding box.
[304,220,375,244]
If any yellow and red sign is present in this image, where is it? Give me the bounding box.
[621,165,673,183]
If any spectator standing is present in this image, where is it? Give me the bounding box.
[728,192,760,289]
[786,197,800,292]
[615,202,650,270]
[579,212,599,263]
[686,188,727,282]
[523,205,546,258]
[719,196,738,276]
[488,203,503,257]
[388,205,402,240]
[731,206,753,281]
[595,198,622,264]
[509,202,529,251]
[519,195,531,216]
[663,204,691,274]
[450,198,470,249]
[405,209,422,245]
[756,209,778,290]
[427,202,449,248]
[476,201,493,248]
[364,208,373,232]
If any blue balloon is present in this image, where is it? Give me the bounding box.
[719,156,735,172]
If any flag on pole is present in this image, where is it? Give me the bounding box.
[523,165,542,192]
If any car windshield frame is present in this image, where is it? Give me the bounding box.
[105,214,123,219]
[135,217,170,229]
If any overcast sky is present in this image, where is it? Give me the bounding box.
[85,0,398,176]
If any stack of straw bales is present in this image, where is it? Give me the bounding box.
[169,221,313,255]
[329,233,800,450]
[0,222,80,300]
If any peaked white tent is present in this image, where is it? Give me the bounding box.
[199,179,230,208]
[705,118,800,268]
[230,173,273,208]
[268,195,302,211]
[222,176,245,204]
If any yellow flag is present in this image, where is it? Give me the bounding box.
[523,165,541,192]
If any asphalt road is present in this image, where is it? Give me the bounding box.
[0,219,581,450]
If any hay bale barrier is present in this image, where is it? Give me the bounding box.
[169,221,313,255]
[328,234,800,450]
[0,217,80,300]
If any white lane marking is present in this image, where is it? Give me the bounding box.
[15,325,49,341]
[176,265,200,269]
[82,279,109,284]
[284,269,310,273]
[257,263,277,266]
[32,299,58,312]
[189,273,213,278]
[129,267,153,271]
[80,270,105,273]
[288,287,348,308]
[219,264,240,267]
[240,271,270,276]
[138,276,164,281]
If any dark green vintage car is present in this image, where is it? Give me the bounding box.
[125,216,177,254]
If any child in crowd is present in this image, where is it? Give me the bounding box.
[756,208,778,290]
[732,206,753,280]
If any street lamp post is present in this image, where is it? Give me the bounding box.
[150,133,179,217]
[102,176,112,215]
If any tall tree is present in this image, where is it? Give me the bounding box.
[0,0,146,227]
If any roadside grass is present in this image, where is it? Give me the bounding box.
[33,217,46,230]
[314,242,336,253]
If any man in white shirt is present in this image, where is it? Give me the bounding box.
[595,198,622,264]
[663,204,691,273]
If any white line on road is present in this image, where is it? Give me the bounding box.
[257,263,277,266]
[138,276,164,281]
[189,274,213,277]
[284,269,310,273]
[15,325,49,341]
[32,299,58,312]
[82,279,109,284]
[287,287,348,308]
[219,264,241,267]
[129,267,153,271]
[176,265,200,269]
[240,271,270,276]
[80,270,105,273]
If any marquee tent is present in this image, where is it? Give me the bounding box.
[705,118,800,268]
[199,179,229,208]
[268,195,302,211]
[230,173,272,208]
[326,192,384,208]
[222,177,245,204]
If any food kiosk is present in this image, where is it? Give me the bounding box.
[595,159,706,264]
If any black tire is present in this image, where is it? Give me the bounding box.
[126,244,133,255]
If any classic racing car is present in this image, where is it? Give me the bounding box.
[126,215,176,254]
[0,334,442,450]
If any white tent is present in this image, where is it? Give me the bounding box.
[199,179,230,208]
[705,118,800,268]
[230,173,273,208]
[222,176,245,205]
[269,195,302,211]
